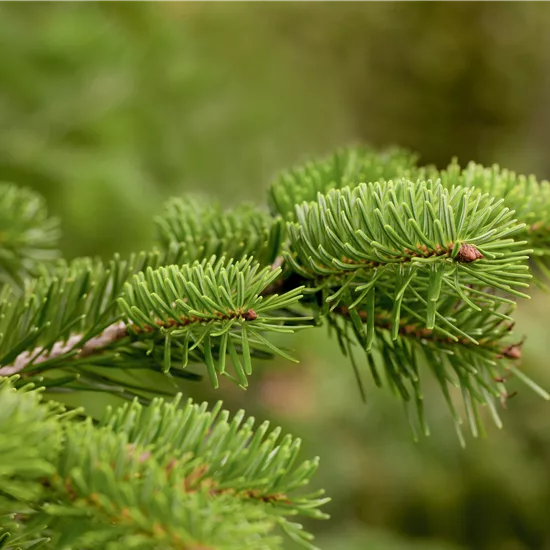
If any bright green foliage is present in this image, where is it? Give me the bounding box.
[0,381,326,550]
[270,147,550,279]
[0,383,62,514]
[0,146,546,431]
[286,179,530,302]
[0,253,308,396]
[281,177,539,439]
[285,178,530,330]
[435,160,550,273]
[156,198,284,267]
[0,245,200,395]
[0,145,549,547]
[118,256,310,388]
[0,184,60,289]
[325,301,539,443]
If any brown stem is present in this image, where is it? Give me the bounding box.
[335,305,521,358]
[0,309,259,377]
[0,321,128,377]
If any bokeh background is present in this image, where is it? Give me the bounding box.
[2,3,550,549]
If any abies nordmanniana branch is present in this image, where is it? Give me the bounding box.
[1,147,550,437]
[1,145,550,547]
[0,380,327,550]
[0,255,309,394]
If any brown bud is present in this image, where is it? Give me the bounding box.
[455,243,483,263]
[243,309,258,321]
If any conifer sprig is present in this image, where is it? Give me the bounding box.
[118,256,310,388]
[327,299,546,443]
[435,160,550,273]
[0,254,309,395]
[265,148,548,439]
[0,146,546,431]
[285,179,531,331]
[0,382,326,550]
[0,245,192,376]
[270,146,550,278]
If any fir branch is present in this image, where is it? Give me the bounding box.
[1,146,548,446]
[325,291,549,442]
[117,256,310,388]
[0,382,327,550]
[0,255,309,394]
[285,179,531,333]
[0,244,194,383]
[271,146,550,277]
[0,322,127,377]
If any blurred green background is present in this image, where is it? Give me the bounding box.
[2,3,550,549]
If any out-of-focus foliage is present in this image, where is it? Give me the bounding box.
[281,2,550,171]
[0,3,350,259]
[0,184,60,288]
[1,3,550,550]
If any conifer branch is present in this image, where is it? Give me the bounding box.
[0,255,310,394]
[0,321,128,377]
[269,146,550,277]
[2,150,545,438]
[284,179,530,333]
[0,381,327,550]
